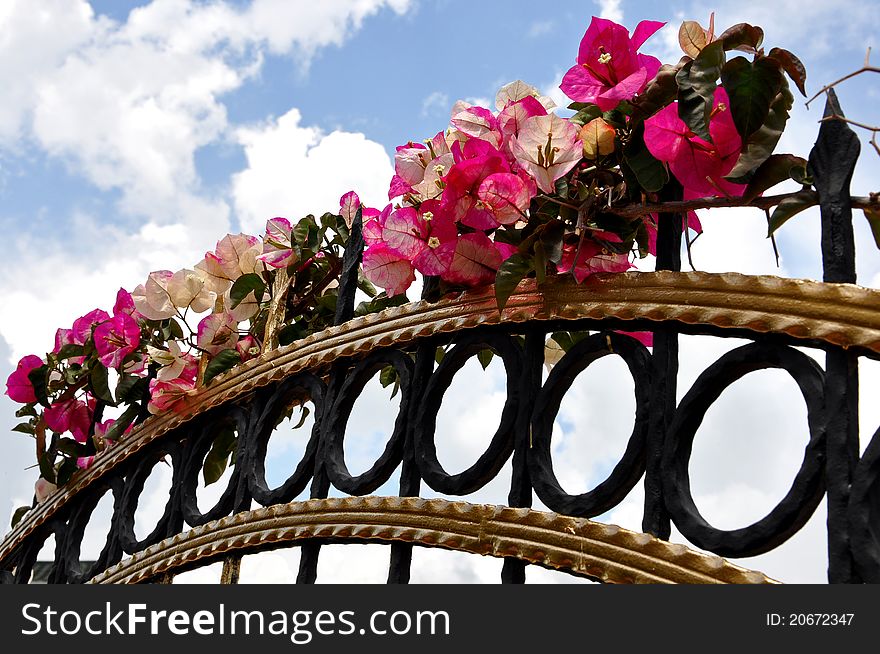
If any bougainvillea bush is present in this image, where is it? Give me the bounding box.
[6,15,813,515]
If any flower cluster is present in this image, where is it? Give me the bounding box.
[354,16,806,307]
[7,208,354,501]
[6,14,808,510]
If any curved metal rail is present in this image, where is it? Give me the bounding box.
[89,496,777,585]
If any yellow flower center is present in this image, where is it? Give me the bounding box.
[423,211,433,221]
[428,236,441,249]
[598,52,612,64]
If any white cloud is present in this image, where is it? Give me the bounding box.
[0,0,101,144]
[595,0,623,23]
[232,108,395,234]
[421,91,450,117]
[527,20,555,39]
[0,0,413,364]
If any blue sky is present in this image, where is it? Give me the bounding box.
[0,0,878,583]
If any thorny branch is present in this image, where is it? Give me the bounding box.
[807,47,880,157]
[607,190,877,220]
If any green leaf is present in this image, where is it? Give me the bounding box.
[435,347,446,365]
[15,405,37,418]
[494,253,534,312]
[115,374,149,404]
[539,220,565,265]
[740,154,808,202]
[56,438,86,457]
[721,56,784,142]
[103,403,140,442]
[726,83,794,181]
[767,47,807,96]
[477,349,494,370]
[168,318,185,340]
[27,365,49,408]
[623,121,669,193]
[203,348,241,386]
[320,212,338,230]
[864,207,880,249]
[569,104,603,126]
[675,41,725,142]
[203,427,237,486]
[56,458,79,486]
[11,506,30,528]
[293,215,316,245]
[379,365,398,388]
[229,273,266,309]
[12,422,35,435]
[56,343,85,360]
[767,190,815,236]
[554,176,570,200]
[631,63,681,120]
[38,452,56,484]
[357,275,379,298]
[551,332,574,352]
[89,362,115,405]
[718,23,764,52]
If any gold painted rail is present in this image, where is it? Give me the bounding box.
[89,496,777,585]
[4,271,879,568]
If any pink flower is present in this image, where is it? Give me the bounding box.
[509,114,583,193]
[558,240,633,283]
[148,341,198,382]
[148,377,196,415]
[236,335,260,362]
[72,308,111,343]
[76,456,95,470]
[362,203,390,246]
[380,200,458,278]
[5,354,44,403]
[644,87,745,199]
[339,191,361,226]
[362,243,416,297]
[450,106,502,148]
[131,271,176,321]
[476,173,533,225]
[195,234,263,295]
[560,17,664,111]
[257,218,296,269]
[113,288,141,321]
[44,396,94,443]
[643,212,702,256]
[197,311,239,356]
[94,312,141,369]
[441,141,511,228]
[444,232,504,286]
[498,95,548,154]
[94,418,125,444]
[167,269,215,313]
[35,478,57,503]
[618,331,654,347]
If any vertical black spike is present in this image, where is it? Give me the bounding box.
[388,279,439,583]
[501,329,543,583]
[298,209,365,584]
[643,179,682,539]
[809,90,862,583]
[334,208,364,326]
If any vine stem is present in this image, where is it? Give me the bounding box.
[805,47,878,108]
[606,190,877,220]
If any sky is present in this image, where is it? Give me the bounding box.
[0,0,878,584]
